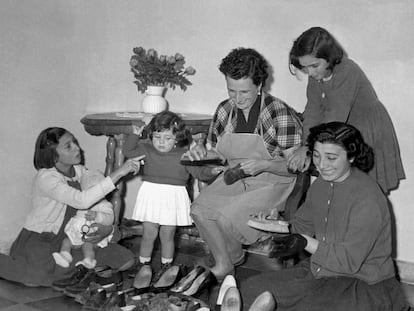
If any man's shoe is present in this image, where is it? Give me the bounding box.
[64,268,97,297]
[247,217,290,233]
[52,264,89,292]
[248,291,276,311]
[223,164,251,185]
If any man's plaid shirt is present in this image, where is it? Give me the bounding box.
[207,93,303,158]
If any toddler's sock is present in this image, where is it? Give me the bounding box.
[52,252,70,268]
[139,256,151,264]
[161,257,173,265]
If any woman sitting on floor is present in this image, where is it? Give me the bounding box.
[240,122,409,310]
[0,127,142,287]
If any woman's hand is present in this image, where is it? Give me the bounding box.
[110,155,145,184]
[210,165,225,176]
[240,159,268,176]
[82,223,113,244]
[183,144,208,161]
[287,146,311,173]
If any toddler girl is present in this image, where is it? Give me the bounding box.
[123,111,223,281]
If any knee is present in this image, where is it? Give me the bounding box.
[190,210,205,226]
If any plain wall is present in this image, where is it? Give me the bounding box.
[1,1,413,267]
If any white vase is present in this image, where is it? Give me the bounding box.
[141,85,167,114]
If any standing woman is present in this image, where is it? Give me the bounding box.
[287,26,405,194]
[188,47,302,279]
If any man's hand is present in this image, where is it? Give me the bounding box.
[269,234,307,258]
[82,223,113,244]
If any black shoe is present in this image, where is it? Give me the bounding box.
[151,264,184,293]
[101,290,127,309]
[170,265,206,293]
[223,164,251,185]
[83,288,107,310]
[64,268,97,298]
[52,264,90,292]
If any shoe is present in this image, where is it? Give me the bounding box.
[133,262,152,294]
[83,288,107,310]
[181,269,217,297]
[248,291,276,311]
[223,164,251,185]
[74,281,117,305]
[170,265,206,293]
[101,290,127,310]
[216,274,237,306]
[247,216,290,233]
[74,281,103,305]
[52,264,90,291]
[221,287,242,311]
[151,264,183,293]
[64,267,97,298]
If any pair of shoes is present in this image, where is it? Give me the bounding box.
[248,291,276,311]
[223,164,251,185]
[151,263,184,293]
[180,268,217,298]
[52,264,90,292]
[247,216,290,233]
[170,265,206,293]
[132,262,152,294]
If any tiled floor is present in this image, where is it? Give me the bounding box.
[0,236,412,310]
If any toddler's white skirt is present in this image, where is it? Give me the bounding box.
[132,181,193,226]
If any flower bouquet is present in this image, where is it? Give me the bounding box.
[130,47,196,93]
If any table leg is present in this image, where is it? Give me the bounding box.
[105,135,126,226]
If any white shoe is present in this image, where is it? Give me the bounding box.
[217,274,237,305]
[221,286,242,311]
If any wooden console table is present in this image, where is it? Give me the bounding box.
[80,112,212,225]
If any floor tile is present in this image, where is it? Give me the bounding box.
[25,296,81,311]
[0,280,62,304]
[0,297,16,309]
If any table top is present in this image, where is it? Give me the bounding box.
[81,111,212,136]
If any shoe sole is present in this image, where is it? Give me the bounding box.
[247,219,289,233]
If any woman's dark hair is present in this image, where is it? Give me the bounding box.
[307,122,374,173]
[289,27,344,74]
[147,111,192,147]
[34,127,69,170]
[219,47,268,87]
